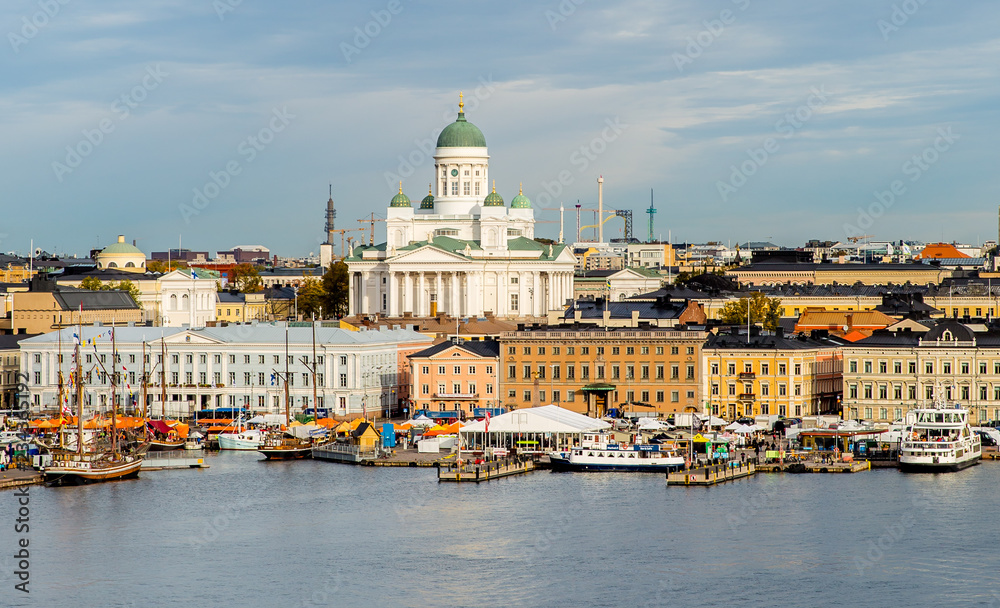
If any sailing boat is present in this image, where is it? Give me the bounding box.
[146,338,184,451]
[258,321,314,459]
[42,317,146,486]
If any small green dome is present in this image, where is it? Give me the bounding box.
[483,181,504,207]
[390,182,411,208]
[420,184,434,210]
[510,183,531,209]
[436,94,486,148]
[101,235,144,255]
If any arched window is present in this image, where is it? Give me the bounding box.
[942,330,953,341]
[125,262,135,267]
[108,262,118,268]
[181,294,190,311]
[169,294,177,311]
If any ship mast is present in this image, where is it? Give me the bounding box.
[141,340,148,420]
[160,337,167,419]
[284,323,290,427]
[311,315,318,421]
[76,310,84,457]
[110,323,118,459]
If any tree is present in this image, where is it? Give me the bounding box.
[108,280,142,308]
[80,276,103,290]
[147,260,183,273]
[297,278,325,318]
[719,292,782,330]
[322,261,349,318]
[231,263,262,292]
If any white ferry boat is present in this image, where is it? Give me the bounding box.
[898,402,981,472]
[217,428,265,450]
[548,432,685,472]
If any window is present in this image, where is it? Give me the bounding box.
[244,372,251,385]
[961,362,969,375]
[303,373,310,386]
[849,384,858,399]
[567,347,575,355]
[469,366,476,375]
[925,362,933,374]
[626,347,635,356]
[761,364,769,376]
[778,383,787,396]
[641,390,649,402]
[728,364,736,375]
[523,390,531,402]
[761,383,769,396]
[641,365,649,380]
[794,384,801,396]
[671,347,679,355]
[451,181,458,195]
[596,347,604,355]
[552,366,560,380]
[453,383,461,394]
[537,365,546,379]
[508,347,516,355]
[421,366,430,375]
[909,362,917,374]
[214,372,221,384]
[863,361,872,373]
[463,181,470,195]
[229,355,235,364]
[581,365,589,380]
[566,390,575,402]
[626,365,635,380]
[686,346,694,355]
[486,385,493,394]
[486,365,493,374]
[849,361,857,373]
[728,384,736,396]
[508,365,516,380]
[596,366,605,380]
[686,365,694,379]
[879,361,887,374]
[671,391,679,402]
[244,355,251,364]
[656,365,664,380]
[794,364,801,375]
[538,347,546,355]
[552,389,559,402]
[340,374,348,388]
[895,362,903,374]
[522,347,531,355]
[567,365,575,380]
[641,346,649,355]
[258,372,265,385]
[943,362,951,374]
[581,347,589,355]
[878,385,887,399]
[863,385,872,399]
[258,355,265,364]
[339,355,347,366]
[510,294,519,311]
[438,366,446,374]
[981,362,988,375]
[778,363,786,375]
[671,365,679,379]
[551,347,560,356]
[523,365,531,379]
[454,366,461,375]
[228,372,236,385]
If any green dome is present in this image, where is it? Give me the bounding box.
[483,181,504,207]
[510,183,531,209]
[390,182,411,208]
[420,184,434,210]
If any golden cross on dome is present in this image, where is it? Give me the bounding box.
[459,91,464,112]
[398,181,403,194]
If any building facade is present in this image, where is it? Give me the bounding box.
[346,98,577,320]
[500,326,708,417]
[20,322,431,419]
[408,339,500,417]
[702,330,843,420]
[842,321,1000,424]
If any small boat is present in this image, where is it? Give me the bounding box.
[44,451,145,486]
[548,432,685,472]
[218,428,264,450]
[257,432,313,460]
[899,400,981,472]
[148,437,185,451]
[146,419,185,451]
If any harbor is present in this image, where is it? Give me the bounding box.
[437,457,536,482]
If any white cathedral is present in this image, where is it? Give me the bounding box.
[346,95,577,319]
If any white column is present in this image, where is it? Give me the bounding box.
[404,272,412,315]
[435,272,443,315]
[361,271,370,314]
[417,272,425,317]
[348,272,357,316]
[450,272,459,318]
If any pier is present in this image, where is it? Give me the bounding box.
[666,461,755,486]
[311,442,378,463]
[438,458,535,483]
[0,469,43,489]
[757,460,870,473]
[141,450,210,471]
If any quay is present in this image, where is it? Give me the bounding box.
[438,458,535,483]
[666,461,755,486]
[141,450,210,471]
[0,469,43,489]
[757,460,869,473]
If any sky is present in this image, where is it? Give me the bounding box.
[2,0,999,258]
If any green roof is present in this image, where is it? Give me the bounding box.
[436,112,487,148]
[101,240,144,255]
[420,185,434,210]
[510,184,531,209]
[390,182,411,208]
[483,181,504,207]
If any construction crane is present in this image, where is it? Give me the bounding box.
[329,228,364,258]
[580,210,633,242]
[358,213,386,246]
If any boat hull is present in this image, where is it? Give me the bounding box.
[148,439,185,451]
[548,455,684,473]
[217,434,263,450]
[899,455,981,473]
[43,458,143,486]
[258,447,312,460]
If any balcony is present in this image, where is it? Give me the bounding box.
[433,393,479,400]
[738,393,756,401]
[739,372,755,380]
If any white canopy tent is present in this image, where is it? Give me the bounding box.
[460,405,611,453]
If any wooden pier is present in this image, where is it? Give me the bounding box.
[666,461,755,486]
[438,459,535,483]
[141,450,209,471]
[757,460,870,473]
[0,469,43,489]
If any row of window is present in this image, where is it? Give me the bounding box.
[419,365,494,376]
[505,389,696,403]
[847,383,1000,401]
[507,345,695,356]
[507,363,695,381]
[848,359,1000,375]
[37,352,337,366]
[709,362,802,376]
[420,382,494,396]
[711,382,802,396]
[69,370,335,388]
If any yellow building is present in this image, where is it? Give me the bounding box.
[702,329,843,420]
[216,292,266,323]
[95,235,147,273]
[12,290,143,334]
[500,326,708,417]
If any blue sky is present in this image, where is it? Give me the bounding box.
[2,0,998,257]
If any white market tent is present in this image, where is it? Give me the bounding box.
[460,405,611,453]
[638,419,672,431]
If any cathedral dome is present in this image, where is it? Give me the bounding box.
[483,181,505,207]
[436,93,486,148]
[420,184,435,210]
[390,182,411,208]
[510,184,531,209]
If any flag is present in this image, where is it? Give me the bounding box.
[270,373,276,386]
[691,415,703,433]
[485,411,491,433]
[191,269,198,279]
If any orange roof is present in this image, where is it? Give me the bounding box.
[841,329,869,342]
[795,310,896,332]
[915,242,970,259]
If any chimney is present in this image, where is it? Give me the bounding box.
[597,176,604,244]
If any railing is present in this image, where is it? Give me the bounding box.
[143,449,205,461]
[739,372,756,380]
[738,393,756,401]
[433,393,479,399]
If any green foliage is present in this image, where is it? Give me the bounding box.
[147,260,184,273]
[296,278,325,318]
[231,263,262,292]
[80,276,103,290]
[719,292,782,330]
[78,276,142,308]
[322,261,350,318]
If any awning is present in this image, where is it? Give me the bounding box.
[581,383,616,392]
[148,419,174,434]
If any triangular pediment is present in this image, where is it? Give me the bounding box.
[163,330,225,345]
[388,245,469,264]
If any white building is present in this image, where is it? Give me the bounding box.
[20,322,432,419]
[346,96,577,319]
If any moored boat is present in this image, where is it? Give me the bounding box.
[257,432,312,459]
[548,432,685,472]
[898,401,981,472]
[218,428,264,450]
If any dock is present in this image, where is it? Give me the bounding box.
[666,461,755,486]
[437,458,535,483]
[0,469,43,489]
[311,442,378,464]
[757,460,870,473]
[141,450,210,471]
